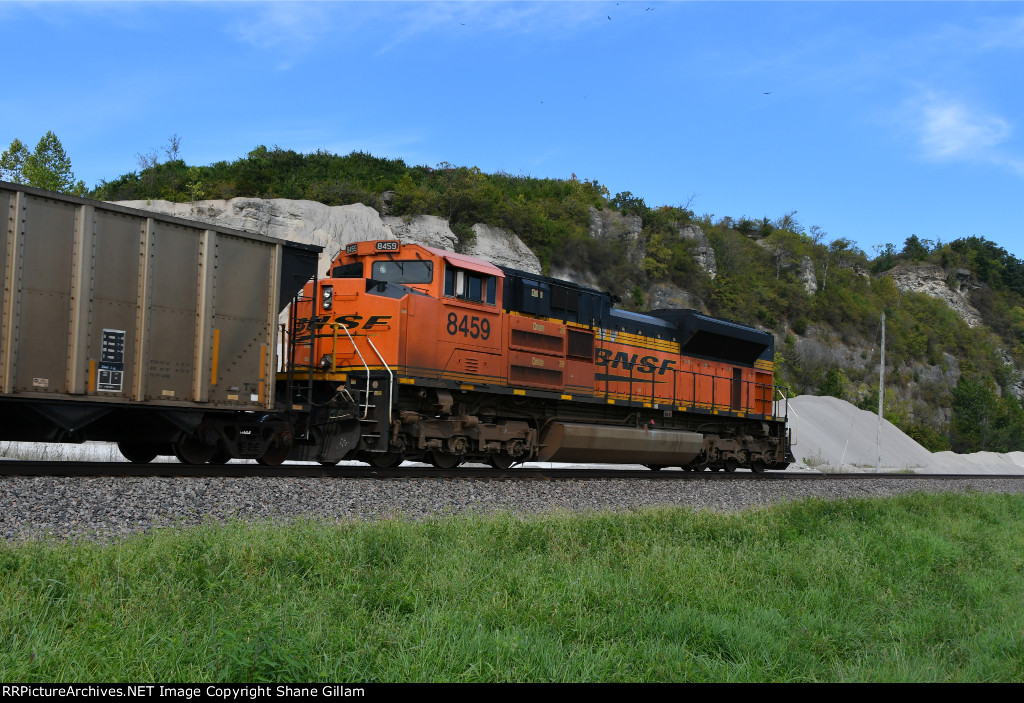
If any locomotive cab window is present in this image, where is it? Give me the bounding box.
[369,260,433,284]
[331,262,364,278]
[444,265,497,305]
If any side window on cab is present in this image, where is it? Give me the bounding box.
[444,265,497,305]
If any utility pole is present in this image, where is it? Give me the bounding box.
[877,310,885,472]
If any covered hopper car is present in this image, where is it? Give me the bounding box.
[0,182,320,464]
[1,182,792,470]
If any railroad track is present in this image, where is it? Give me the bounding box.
[1,460,1021,481]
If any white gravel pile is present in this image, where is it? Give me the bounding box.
[788,395,1024,475]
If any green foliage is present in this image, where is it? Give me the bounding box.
[904,422,952,452]
[2,132,85,194]
[611,190,646,216]
[0,138,29,183]
[818,368,850,400]
[184,166,206,207]
[870,242,898,274]
[901,235,930,262]
[950,376,1024,453]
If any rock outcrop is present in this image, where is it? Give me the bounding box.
[799,255,818,295]
[677,224,717,280]
[114,198,542,276]
[588,206,643,264]
[884,263,982,328]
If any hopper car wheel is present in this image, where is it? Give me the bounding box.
[117,442,158,464]
[488,454,515,470]
[208,450,232,465]
[645,464,665,472]
[429,451,462,470]
[318,460,340,466]
[173,437,216,465]
[256,442,291,467]
[366,451,404,469]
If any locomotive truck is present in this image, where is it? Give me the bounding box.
[0,182,792,470]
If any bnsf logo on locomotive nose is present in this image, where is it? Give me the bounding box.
[296,315,393,333]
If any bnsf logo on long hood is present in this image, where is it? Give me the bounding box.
[595,348,676,375]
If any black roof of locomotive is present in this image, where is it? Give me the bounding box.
[498,266,775,366]
[646,309,775,364]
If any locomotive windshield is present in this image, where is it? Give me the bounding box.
[369,260,433,284]
[331,262,364,278]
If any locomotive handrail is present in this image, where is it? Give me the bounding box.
[364,336,393,429]
[776,387,794,442]
[337,323,372,420]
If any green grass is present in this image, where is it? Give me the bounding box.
[2,492,1024,682]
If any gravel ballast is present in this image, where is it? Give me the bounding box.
[3,475,1024,543]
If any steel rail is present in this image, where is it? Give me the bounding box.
[0,460,1022,482]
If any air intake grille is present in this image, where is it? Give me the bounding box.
[511,329,563,353]
[567,329,594,359]
[510,365,563,387]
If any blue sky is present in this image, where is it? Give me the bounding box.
[3,1,1024,258]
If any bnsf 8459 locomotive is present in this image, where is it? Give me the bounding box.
[0,182,790,470]
[283,239,793,471]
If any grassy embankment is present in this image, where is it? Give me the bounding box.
[2,492,1023,682]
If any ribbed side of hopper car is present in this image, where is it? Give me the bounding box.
[0,182,320,464]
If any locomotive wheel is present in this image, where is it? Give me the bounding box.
[488,454,515,470]
[172,437,216,465]
[117,442,159,464]
[365,451,404,469]
[724,460,738,473]
[751,461,767,474]
[208,450,232,465]
[318,459,341,466]
[429,451,462,470]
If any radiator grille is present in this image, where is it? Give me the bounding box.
[511,328,563,353]
[551,286,580,312]
[509,365,563,387]
[567,328,594,359]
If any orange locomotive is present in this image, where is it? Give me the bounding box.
[281,239,792,471]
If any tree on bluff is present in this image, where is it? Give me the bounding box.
[1,131,86,195]
[0,138,29,183]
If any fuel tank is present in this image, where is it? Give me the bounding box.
[538,422,702,466]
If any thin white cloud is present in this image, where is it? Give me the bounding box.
[920,96,1009,159]
[959,13,1024,52]
[229,1,336,69]
[369,1,596,56]
[912,93,1024,175]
